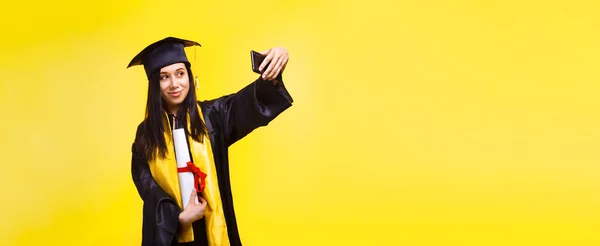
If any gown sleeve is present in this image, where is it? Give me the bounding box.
[212,75,294,146]
[131,124,182,246]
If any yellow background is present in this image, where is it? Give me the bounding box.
[1,0,599,245]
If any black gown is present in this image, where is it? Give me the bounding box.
[131,76,293,246]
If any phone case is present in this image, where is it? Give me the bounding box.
[251,50,267,74]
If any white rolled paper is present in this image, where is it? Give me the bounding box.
[173,128,198,209]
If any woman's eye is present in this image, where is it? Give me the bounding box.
[160,75,168,80]
[178,72,185,76]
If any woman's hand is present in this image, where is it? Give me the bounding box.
[259,47,289,81]
[178,189,207,225]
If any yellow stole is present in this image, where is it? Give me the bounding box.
[147,105,230,245]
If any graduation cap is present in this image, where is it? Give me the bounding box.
[127,37,201,79]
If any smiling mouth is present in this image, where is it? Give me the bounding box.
[169,91,182,96]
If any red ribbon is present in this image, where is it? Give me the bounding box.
[177,161,207,193]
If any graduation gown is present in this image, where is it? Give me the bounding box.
[131,76,293,246]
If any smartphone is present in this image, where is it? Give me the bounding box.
[251,50,268,74]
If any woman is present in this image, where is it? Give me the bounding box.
[127,37,293,246]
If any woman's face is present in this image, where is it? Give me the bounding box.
[159,62,190,110]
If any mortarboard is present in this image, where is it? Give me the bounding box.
[127,37,201,79]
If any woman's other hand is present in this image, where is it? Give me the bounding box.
[178,189,207,225]
[259,47,289,81]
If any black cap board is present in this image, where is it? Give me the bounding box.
[127,37,201,79]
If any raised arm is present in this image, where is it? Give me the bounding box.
[214,75,293,146]
[211,47,294,146]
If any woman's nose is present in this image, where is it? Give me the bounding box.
[169,77,177,88]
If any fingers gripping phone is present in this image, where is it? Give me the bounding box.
[251,50,269,74]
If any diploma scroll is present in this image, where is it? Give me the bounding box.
[173,128,198,209]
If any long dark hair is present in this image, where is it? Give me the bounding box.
[139,63,207,161]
